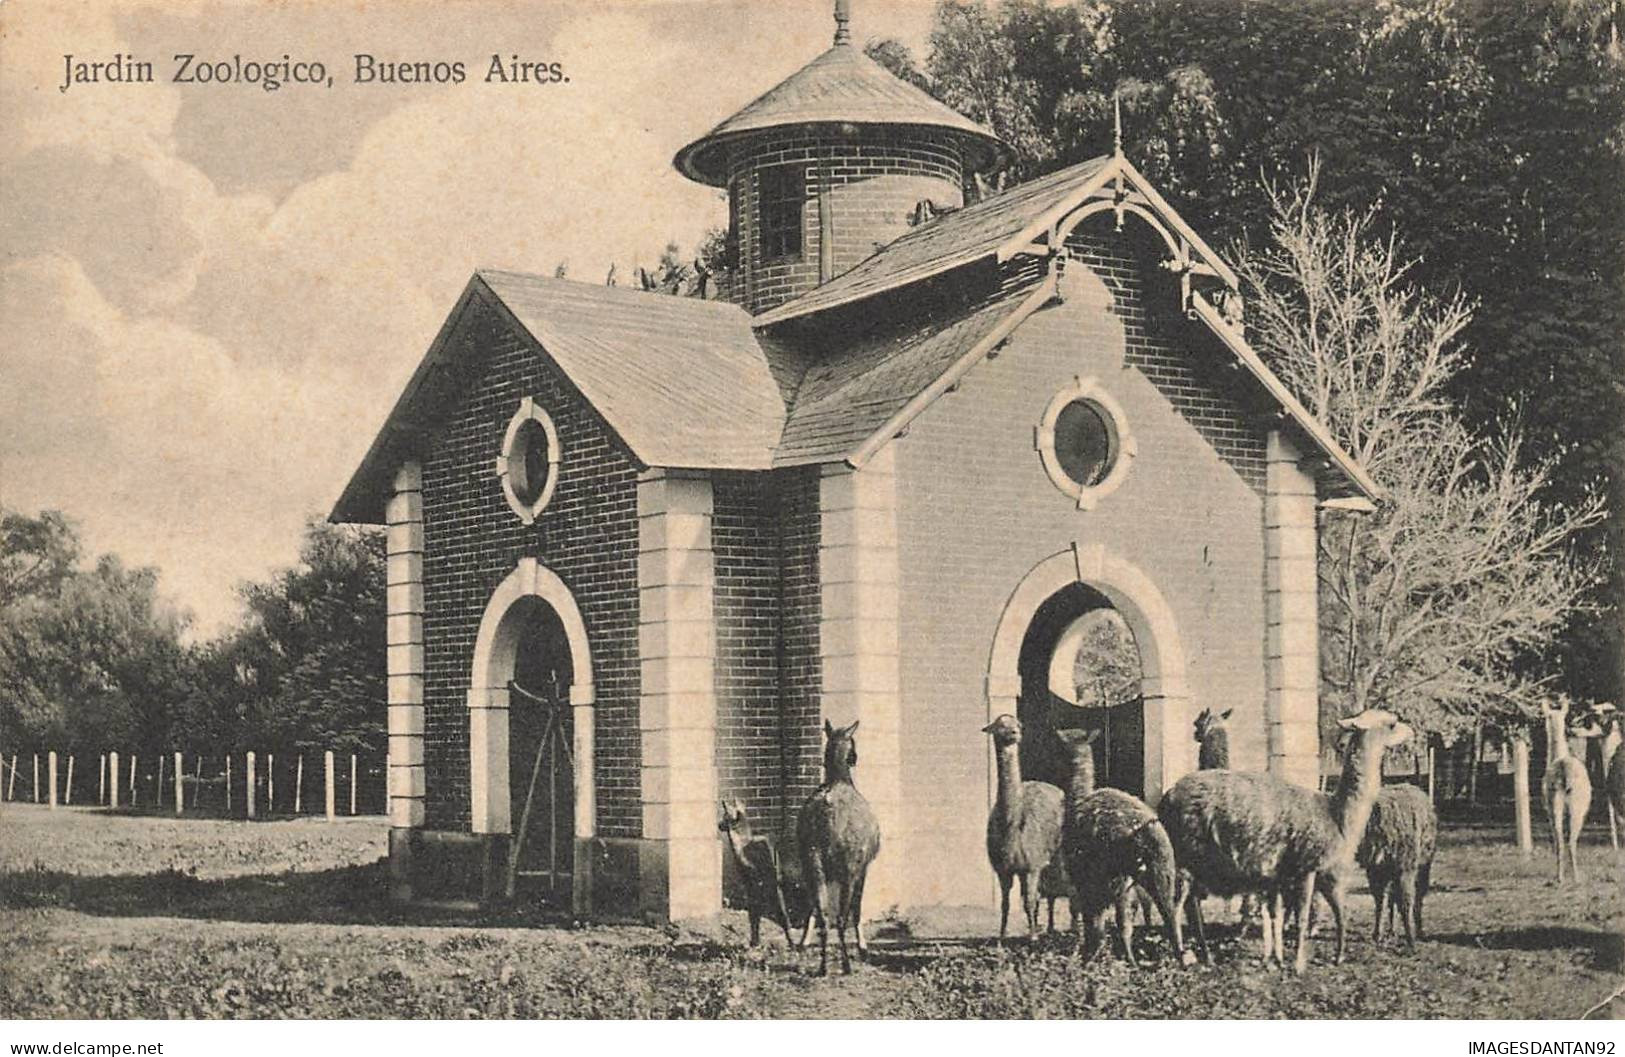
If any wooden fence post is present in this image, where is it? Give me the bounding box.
[350,753,357,816]
[295,755,304,815]
[157,753,166,810]
[65,755,75,805]
[99,754,106,805]
[6,753,15,801]
[109,751,120,809]
[246,751,256,819]
[324,750,335,822]
[129,754,137,806]
[174,751,183,816]
[33,753,39,803]
[193,755,202,810]
[1512,734,1533,856]
[47,752,58,809]
[267,753,275,814]
[225,755,232,813]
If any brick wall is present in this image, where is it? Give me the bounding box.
[711,466,823,893]
[888,217,1270,907]
[728,129,965,314]
[419,295,643,839]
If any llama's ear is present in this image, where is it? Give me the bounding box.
[845,720,860,735]
[1220,708,1234,720]
[824,718,836,737]
[1083,728,1102,744]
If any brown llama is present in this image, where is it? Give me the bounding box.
[797,719,881,975]
[1190,707,1264,933]
[982,715,1065,942]
[1356,782,1437,948]
[1054,727,1187,967]
[1159,707,1413,974]
[1541,699,1593,884]
[718,799,806,948]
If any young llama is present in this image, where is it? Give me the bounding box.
[797,719,881,975]
[718,799,805,948]
[982,715,1065,942]
[1159,707,1413,973]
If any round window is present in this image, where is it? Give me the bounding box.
[509,418,553,506]
[1052,399,1116,488]
[1037,377,1136,509]
[497,397,561,524]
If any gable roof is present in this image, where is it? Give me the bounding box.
[673,42,1006,186]
[332,156,1381,524]
[329,272,792,523]
[751,156,1115,326]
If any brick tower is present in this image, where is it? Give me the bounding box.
[673,1,1007,314]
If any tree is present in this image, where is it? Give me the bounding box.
[0,509,80,608]
[1237,165,1606,745]
[222,518,387,757]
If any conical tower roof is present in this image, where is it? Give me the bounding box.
[673,27,1007,186]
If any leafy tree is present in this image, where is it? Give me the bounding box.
[0,510,80,608]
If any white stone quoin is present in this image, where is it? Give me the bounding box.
[819,445,905,914]
[1264,431,1320,789]
[637,469,721,920]
[386,460,427,896]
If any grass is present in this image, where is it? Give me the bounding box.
[1,803,1621,1018]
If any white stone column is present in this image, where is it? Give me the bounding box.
[1265,431,1320,789]
[386,460,427,899]
[819,446,905,915]
[637,469,720,921]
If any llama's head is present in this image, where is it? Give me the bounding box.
[981,714,1023,747]
[717,798,753,838]
[1572,703,1615,741]
[1052,726,1102,757]
[1336,708,1414,755]
[822,719,860,777]
[1193,707,1233,746]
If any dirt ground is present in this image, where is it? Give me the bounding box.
[2,802,1621,1018]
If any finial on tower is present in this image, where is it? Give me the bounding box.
[1113,86,1123,158]
[834,0,852,45]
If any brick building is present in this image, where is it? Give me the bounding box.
[331,4,1379,920]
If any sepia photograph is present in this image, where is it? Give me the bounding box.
[1,0,1622,1034]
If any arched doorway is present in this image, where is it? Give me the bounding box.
[468,558,596,914]
[1016,594,1145,797]
[506,598,575,904]
[987,544,1191,807]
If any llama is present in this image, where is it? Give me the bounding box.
[797,719,881,975]
[982,715,1065,942]
[1194,708,1234,769]
[1541,699,1593,884]
[1037,856,1074,934]
[1575,704,1623,851]
[1054,727,1187,966]
[1356,783,1436,948]
[718,798,805,948]
[1159,707,1413,974]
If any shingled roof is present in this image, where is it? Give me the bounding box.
[333,153,1380,524]
[329,273,792,523]
[751,156,1114,326]
[673,41,1006,186]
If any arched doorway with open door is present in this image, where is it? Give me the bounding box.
[1014,583,1145,799]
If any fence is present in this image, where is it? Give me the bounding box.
[0,748,387,819]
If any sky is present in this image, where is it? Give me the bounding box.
[0,0,939,636]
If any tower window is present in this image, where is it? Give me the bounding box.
[758,165,806,260]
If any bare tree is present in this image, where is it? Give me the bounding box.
[1238,160,1606,747]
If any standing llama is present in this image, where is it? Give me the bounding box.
[1356,782,1436,948]
[1159,707,1413,974]
[982,715,1065,942]
[1194,708,1234,769]
[718,799,805,948]
[1575,704,1623,851]
[1541,699,1593,884]
[1054,727,1187,966]
[797,719,880,975]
